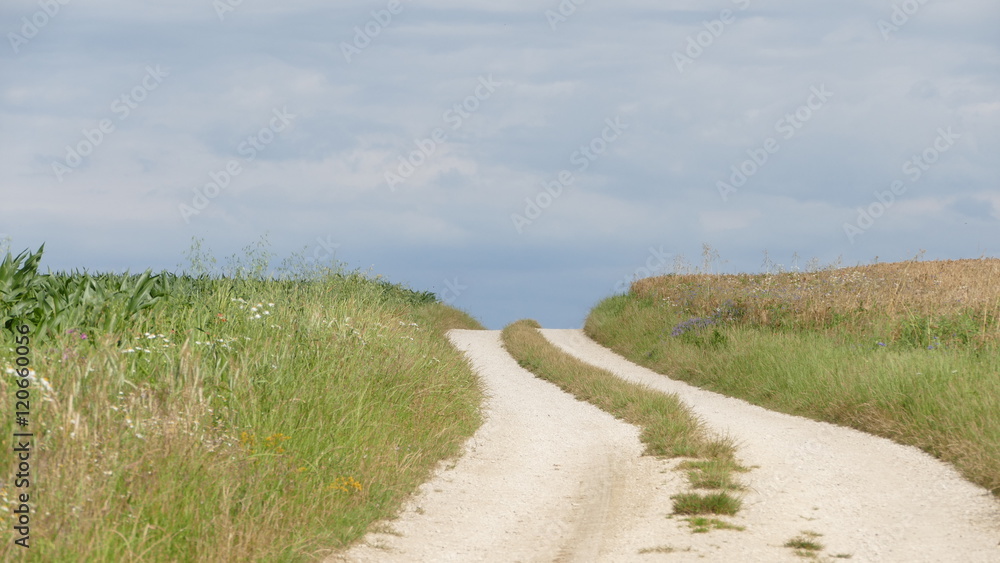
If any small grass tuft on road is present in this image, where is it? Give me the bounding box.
[684,516,745,533]
[785,531,825,558]
[679,459,748,490]
[670,492,742,516]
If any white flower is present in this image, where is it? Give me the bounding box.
[37,377,54,394]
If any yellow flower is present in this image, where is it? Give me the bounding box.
[329,476,363,493]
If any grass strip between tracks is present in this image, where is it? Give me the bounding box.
[501,319,745,517]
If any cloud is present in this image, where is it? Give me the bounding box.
[1,0,998,327]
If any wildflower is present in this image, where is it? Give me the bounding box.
[670,317,715,337]
[28,375,55,395]
[329,476,363,493]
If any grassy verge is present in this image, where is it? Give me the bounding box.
[0,246,484,561]
[500,320,744,516]
[586,257,1000,498]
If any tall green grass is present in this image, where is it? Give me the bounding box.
[0,245,484,561]
[587,259,1000,498]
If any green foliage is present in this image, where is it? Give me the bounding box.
[1,241,440,342]
[1,246,166,337]
[676,326,728,350]
[0,241,484,561]
[0,245,47,331]
[896,311,987,350]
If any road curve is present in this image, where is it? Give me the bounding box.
[541,328,1000,562]
[330,329,1000,562]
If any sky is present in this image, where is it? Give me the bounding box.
[1,0,998,329]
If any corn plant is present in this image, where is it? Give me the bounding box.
[0,245,47,332]
[1,246,166,338]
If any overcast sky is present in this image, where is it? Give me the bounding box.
[2,0,998,328]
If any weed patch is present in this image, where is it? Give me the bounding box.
[670,492,742,516]
[684,516,745,533]
[785,531,824,558]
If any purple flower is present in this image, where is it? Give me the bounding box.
[671,316,716,337]
[66,328,88,340]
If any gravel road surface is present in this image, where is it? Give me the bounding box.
[331,329,1000,562]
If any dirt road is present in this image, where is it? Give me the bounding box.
[331,329,1000,562]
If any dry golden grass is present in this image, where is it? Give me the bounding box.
[632,258,1000,346]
